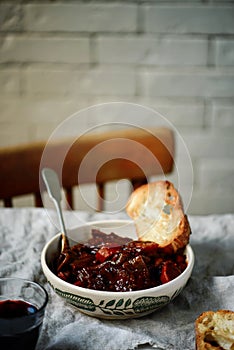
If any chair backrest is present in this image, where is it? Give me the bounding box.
[0,127,174,211]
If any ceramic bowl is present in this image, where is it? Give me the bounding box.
[41,220,194,319]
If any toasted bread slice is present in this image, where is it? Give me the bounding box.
[195,310,234,350]
[126,181,191,252]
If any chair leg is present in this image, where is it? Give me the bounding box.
[34,192,43,207]
[131,177,148,191]
[4,198,13,207]
[97,183,104,212]
[65,187,73,210]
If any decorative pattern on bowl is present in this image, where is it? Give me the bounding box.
[55,288,172,317]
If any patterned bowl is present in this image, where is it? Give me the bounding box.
[41,220,194,319]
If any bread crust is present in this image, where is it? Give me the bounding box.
[195,310,234,350]
[126,181,191,253]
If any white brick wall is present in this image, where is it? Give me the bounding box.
[0,0,234,215]
[211,101,234,130]
[0,69,21,95]
[24,3,138,32]
[139,69,234,97]
[24,67,136,96]
[143,5,234,34]
[0,36,90,64]
[211,39,234,66]
[96,36,208,65]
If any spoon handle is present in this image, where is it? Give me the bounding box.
[42,168,67,236]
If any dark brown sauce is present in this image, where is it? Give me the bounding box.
[55,229,187,292]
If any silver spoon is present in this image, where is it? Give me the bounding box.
[42,168,70,253]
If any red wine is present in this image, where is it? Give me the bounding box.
[0,299,41,350]
[0,299,37,317]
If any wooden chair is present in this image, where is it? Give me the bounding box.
[0,127,174,211]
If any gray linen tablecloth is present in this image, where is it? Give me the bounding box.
[0,208,233,350]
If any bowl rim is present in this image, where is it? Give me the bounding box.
[41,219,195,297]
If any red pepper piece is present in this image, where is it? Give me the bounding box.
[127,241,159,256]
[160,261,181,284]
[95,244,121,263]
[176,254,187,272]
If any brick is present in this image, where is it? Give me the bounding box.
[180,131,234,158]
[0,4,23,32]
[30,121,63,142]
[28,100,92,140]
[199,158,234,192]
[0,95,93,148]
[28,98,92,124]
[65,68,136,96]
[187,190,234,215]
[0,69,20,95]
[24,68,135,96]
[152,103,205,127]
[0,122,31,147]
[0,96,91,124]
[212,39,234,66]
[96,35,207,66]
[0,97,23,122]
[163,162,194,205]
[143,5,234,34]
[90,96,205,129]
[139,69,234,98]
[0,97,39,123]
[211,101,234,129]
[0,36,90,64]
[24,69,73,97]
[24,3,137,32]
